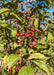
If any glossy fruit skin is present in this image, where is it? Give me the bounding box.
[30,44,32,48]
[20,32,25,36]
[24,11,28,14]
[31,32,34,34]
[26,34,30,37]
[32,44,35,47]
[27,30,30,34]
[21,60,24,63]
[20,41,24,44]
[9,68,12,72]
[17,51,19,54]
[6,66,8,70]
[31,34,33,37]
[37,30,40,33]
[32,29,34,32]
[28,27,30,30]
[30,44,35,47]
[16,33,20,36]
[26,16,30,20]
[15,67,20,71]
[34,39,37,42]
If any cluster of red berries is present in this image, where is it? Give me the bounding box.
[6,66,20,72]
[30,44,35,48]
[16,28,40,47]
[26,28,35,38]
[16,11,40,47]
[6,66,12,72]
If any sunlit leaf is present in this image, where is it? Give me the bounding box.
[7,54,21,69]
[0,8,11,15]
[18,66,34,75]
[48,32,54,40]
[32,60,50,75]
[3,55,8,64]
[28,53,46,60]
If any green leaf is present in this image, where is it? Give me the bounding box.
[0,53,2,57]
[34,18,38,29]
[0,8,11,15]
[37,45,46,49]
[0,20,7,27]
[18,66,34,75]
[7,54,21,69]
[32,60,50,75]
[10,13,21,21]
[1,24,7,27]
[48,32,54,40]
[0,50,2,53]
[0,43,5,47]
[12,66,16,75]
[13,43,18,48]
[41,39,47,44]
[3,55,8,64]
[28,53,46,60]
[49,0,53,7]
[11,30,17,37]
[2,1,11,5]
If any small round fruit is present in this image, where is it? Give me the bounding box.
[6,66,8,70]
[31,34,33,37]
[20,41,24,44]
[16,33,20,37]
[17,51,20,54]
[20,32,25,36]
[21,60,24,63]
[32,29,34,32]
[28,27,30,30]
[27,30,30,34]
[31,32,34,34]
[15,67,20,71]
[34,39,37,42]
[24,11,28,14]
[37,30,40,33]
[26,16,30,20]
[9,68,12,72]
[32,44,35,47]
[30,44,32,48]
[26,34,30,37]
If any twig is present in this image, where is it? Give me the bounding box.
[17,0,19,11]
[29,0,38,15]
[26,0,29,14]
